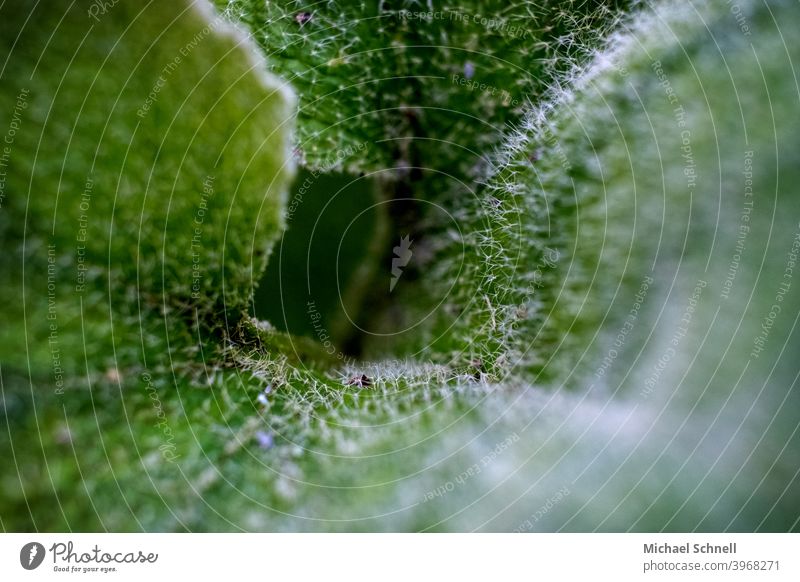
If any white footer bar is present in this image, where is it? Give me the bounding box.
[1,533,797,581]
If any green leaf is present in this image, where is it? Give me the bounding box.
[0,0,295,529]
[0,0,295,374]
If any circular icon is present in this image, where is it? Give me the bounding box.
[20,542,46,570]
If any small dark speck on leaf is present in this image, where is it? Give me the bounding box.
[346,374,372,388]
[295,12,313,25]
[470,359,484,381]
